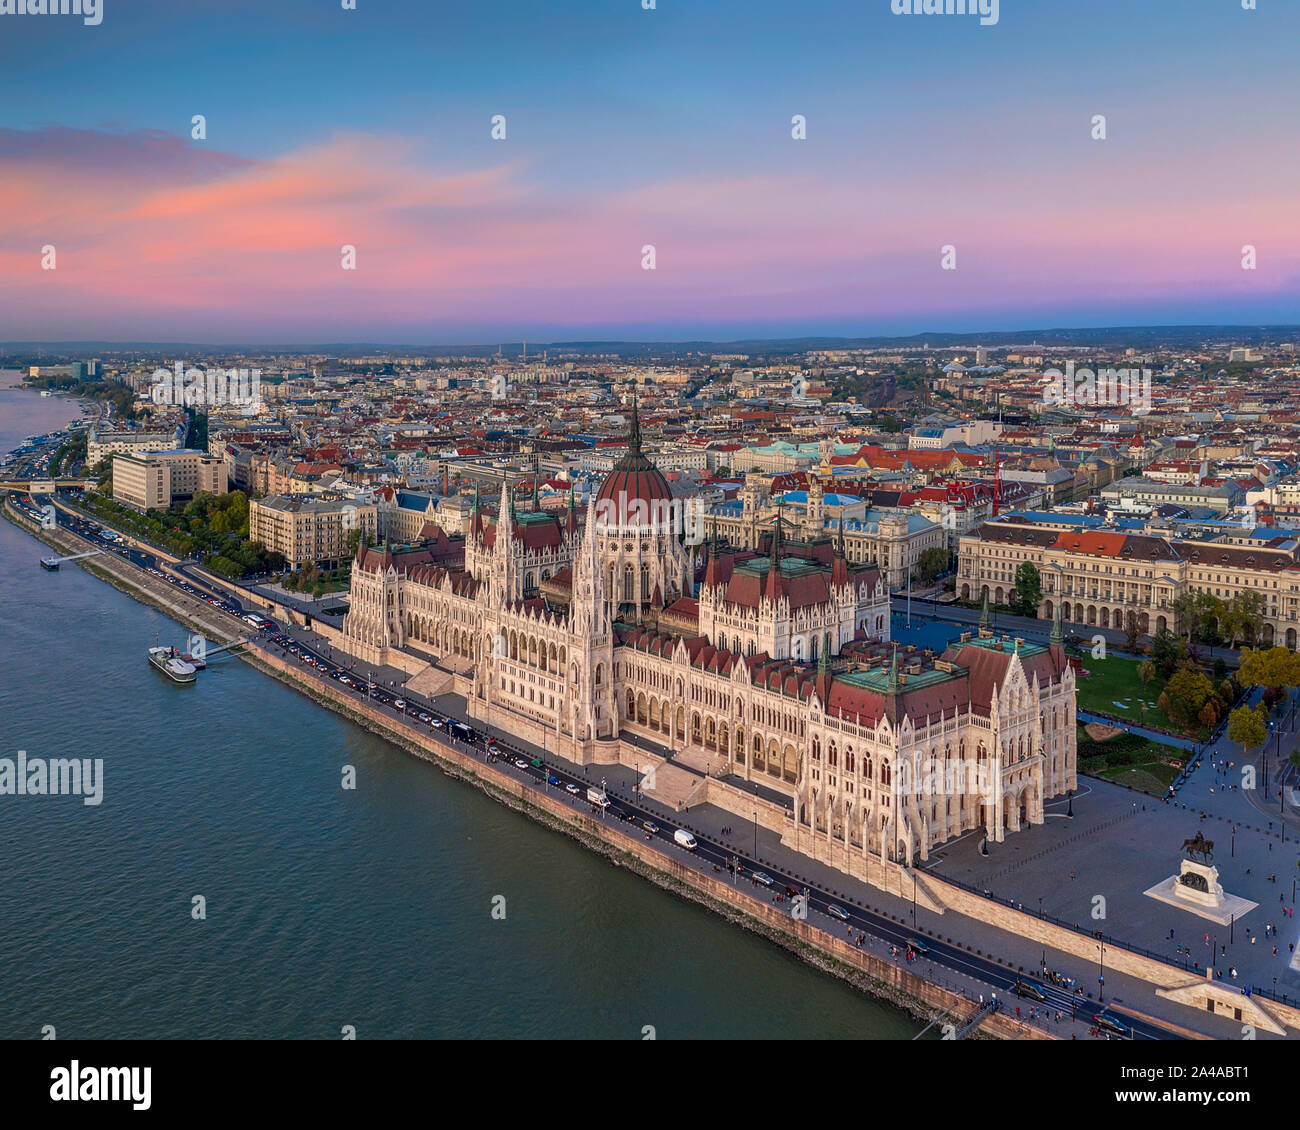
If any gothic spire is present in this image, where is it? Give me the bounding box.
[1050,598,1063,646]
[980,589,991,631]
[627,390,642,456]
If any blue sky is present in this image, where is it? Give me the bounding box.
[1,0,1296,343]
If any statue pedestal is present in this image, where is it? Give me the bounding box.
[1144,860,1258,926]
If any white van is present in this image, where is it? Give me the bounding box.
[673,829,697,850]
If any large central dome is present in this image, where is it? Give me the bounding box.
[594,398,673,524]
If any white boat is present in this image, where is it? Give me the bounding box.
[148,646,196,684]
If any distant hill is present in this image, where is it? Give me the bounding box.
[3,325,1298,360]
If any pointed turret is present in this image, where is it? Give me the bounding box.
[1049,599,1067,672]
[566,481,578,536]
[815,631,833,700]
[704,516,724,589]
[627,390,642,457]
[831,516,851,587]
[497,479,515,545]
[979,590,991,635]
[470,481,484,539]
[764,499,786,603]
[531,474,540,512]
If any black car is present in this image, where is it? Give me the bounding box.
[1094,1011,1131,1038]
[1013,979,1046,1002]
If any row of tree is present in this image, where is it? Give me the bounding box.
[1169,589,1268,649]
[1221,647,1300,772]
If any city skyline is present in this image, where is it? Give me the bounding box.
[3,0,1298,342]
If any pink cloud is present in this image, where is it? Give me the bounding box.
[1,126,1296,338]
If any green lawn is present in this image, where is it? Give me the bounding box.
[1079,728,1185,796]
[1095,762,1181,796]
[1074,655,1210,739]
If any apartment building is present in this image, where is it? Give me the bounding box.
[249,495,378,569]
[1100,477,1242,514]
[88,424,186,467]
[112,448,227,511]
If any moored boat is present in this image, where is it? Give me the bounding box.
[148,646,196,684]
